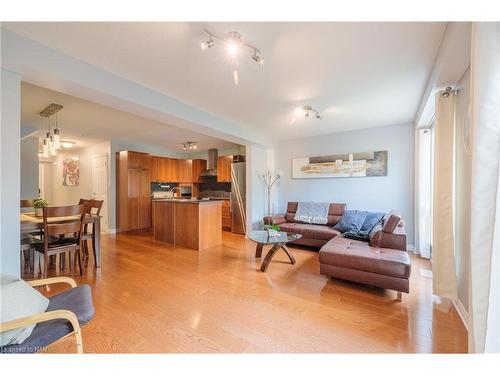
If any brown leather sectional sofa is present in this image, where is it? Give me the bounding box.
[264,202,411,298]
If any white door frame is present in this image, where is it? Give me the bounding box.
[91,153,109,232]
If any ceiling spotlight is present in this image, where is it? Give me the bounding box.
[233,70,239,85]
[252,50,264,66]
[291,105,322,123]
[182,141,198,151]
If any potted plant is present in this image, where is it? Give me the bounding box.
[263,224,281,237]
[33,199,48,217]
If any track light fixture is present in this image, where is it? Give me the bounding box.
[304,105,322,120]
[290,105,322,124]
[200,32,216,51]
[182,141,198,151]
[200,29,264,67]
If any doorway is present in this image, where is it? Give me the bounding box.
[91,154,109,231]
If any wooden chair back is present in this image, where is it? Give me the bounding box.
[43,204,86,239]
[21,199,35,208]
[78,198,104,216]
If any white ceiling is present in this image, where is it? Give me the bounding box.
[7,22,447,140]
[21,82,238,152]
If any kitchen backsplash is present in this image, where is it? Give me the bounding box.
[198,176,231,198]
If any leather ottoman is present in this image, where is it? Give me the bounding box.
[319,236,411,296]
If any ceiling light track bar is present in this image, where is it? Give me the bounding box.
[201,29,264,66]
[40,103,63,118]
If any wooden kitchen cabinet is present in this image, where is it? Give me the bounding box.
[156,157,179,182]
[150,156,159,182]
[222,200,232,231]
[217,156,233,182]
[116,150,151,233]
[178,159,193,183]
[127,150,151,170]
[192,159,207,183]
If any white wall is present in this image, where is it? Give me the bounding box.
[20,136,39,199]
[0,69,21,276]
[454,68,471,313]
[246,145,272,231]
[276,123,415,244]
[48,141,111,231]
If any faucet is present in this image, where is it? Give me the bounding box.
[168,187,181,199]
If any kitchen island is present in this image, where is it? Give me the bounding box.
[153,199,223,250]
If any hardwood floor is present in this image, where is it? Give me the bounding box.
[27,232,467,353]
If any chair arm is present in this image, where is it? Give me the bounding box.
[27,277,77,289]
[263,215,286,225]
[0,309,83,353]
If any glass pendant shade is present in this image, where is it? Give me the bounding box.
[49,135,56,156]
[42,139,49,158]
[53,128,61,149]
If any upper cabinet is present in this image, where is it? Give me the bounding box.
[150,156,160,181]
[157,157,179,182]
[127,150,151,170]
[178,159,193,183]
[217,156,233,182]
[192,159,207,183]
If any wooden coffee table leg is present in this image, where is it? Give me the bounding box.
[255,243,264,258]
[281,244,296,265]
[260,244,281,272]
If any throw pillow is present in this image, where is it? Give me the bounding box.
[360,212,384,236]
[0,274,49,346]
[333,210,368,233]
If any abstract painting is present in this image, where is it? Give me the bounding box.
[63,158,80,186]
[292,151,388,179]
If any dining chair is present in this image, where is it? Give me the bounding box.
[78,198,103,259]
[35,204,86,278]
[20,199,43,275]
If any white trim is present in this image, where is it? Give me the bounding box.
[452,297,470,332]
[106,228,117,234]
[407,244,416,252]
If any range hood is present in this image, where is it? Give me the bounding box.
[200,148,218,177]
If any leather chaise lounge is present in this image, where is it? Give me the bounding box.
[264,202,411,300]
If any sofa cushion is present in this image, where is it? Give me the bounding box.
[279,222,341,241]
[333,210,367,233]
[360,212,384,235]
[0,275,49,347]
[1,285,95,354]
[285,202,346,226]
[319,236,411,279]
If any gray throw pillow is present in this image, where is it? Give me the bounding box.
[360,212,384,236]
[0,274,49,346]
[333,210,368,233]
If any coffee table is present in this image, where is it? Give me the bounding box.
[248,230,302,272]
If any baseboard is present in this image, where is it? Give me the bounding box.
[407,244,416,252]
[452,297,470,332]
[106,228,117,234]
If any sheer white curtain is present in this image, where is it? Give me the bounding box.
[432,90,458,300]
[415,127,433,259]
[469,22,500,353]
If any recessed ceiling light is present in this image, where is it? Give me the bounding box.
[61,140,76,149]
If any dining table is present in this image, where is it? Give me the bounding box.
[20,211,102,268]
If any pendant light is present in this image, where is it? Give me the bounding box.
[53,113,61,150]
[42,138,49,158]
[39,103,64,158]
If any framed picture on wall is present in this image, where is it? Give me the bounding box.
[292,150,388,179]
[62,158,80,186]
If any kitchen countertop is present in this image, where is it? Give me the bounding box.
[152,198,223,204]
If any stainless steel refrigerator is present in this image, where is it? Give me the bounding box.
[230,162,246,234]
